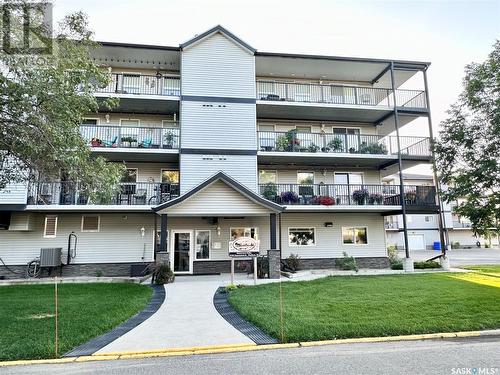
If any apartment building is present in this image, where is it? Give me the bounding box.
[0,26,440,278]
[384,174,499,250]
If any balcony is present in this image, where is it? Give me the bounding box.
[97,73,180,96]
[27,182,180,207]
[80,124,179,149]
[259,183,435,206]
[256,81,426,108]
[453,221,472,229]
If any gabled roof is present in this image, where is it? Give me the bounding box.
[152,172,283,213]
[180,25,256,54]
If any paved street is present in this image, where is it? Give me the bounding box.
[3,337,499,375]
[402,248,500,266]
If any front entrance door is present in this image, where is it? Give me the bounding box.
[171,230,193,274]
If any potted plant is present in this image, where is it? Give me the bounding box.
[163,130,177,149]
[349,147,356,153]
[307,143,320,153]
[369,193,384,205]
[358,142,388,155]
[280,191,299,204]
[262,182,278,201]
[314,195,335,206]
[276,135,289,151]
[90,137,102,147]
[352,189,369,205]
[327,138,344,152]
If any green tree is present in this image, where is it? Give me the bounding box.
[434,41,500,241]
[0,6,123,201]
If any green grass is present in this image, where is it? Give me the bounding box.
[0,283,152,361]
[228,273,500,343]
[461,264,500,275]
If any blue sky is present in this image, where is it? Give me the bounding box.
[54,0,499,132]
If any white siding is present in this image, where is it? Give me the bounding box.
[180,154,257,193]
[181,33,255,98]
[281,212,387,259]
[165,180,271,216]
[180,101,256,150]
[160,216,270,261]
[0,213,155,265]
[0,183,28,204]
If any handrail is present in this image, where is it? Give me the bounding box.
[96,73,180,96]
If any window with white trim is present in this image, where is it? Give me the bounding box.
[289,228,315,246]
[195,230,210,260]
[259,170,277,184]
[342,227,368,245]
[230,228,259,240]
[81,215,100,232]
[44,215,58,238]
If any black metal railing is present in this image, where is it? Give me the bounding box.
[27,182,180,206]
[256,81,427,109]
[97,73,180,96]
[257,131,430,156]
[452,221,472,229]
[259,183,436,206]
[80,125,180,149]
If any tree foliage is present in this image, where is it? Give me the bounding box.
[434,41,500,239]
[0,5,123,200]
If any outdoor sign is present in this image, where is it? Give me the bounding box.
[228,237,260,257]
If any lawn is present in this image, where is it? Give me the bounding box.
[461,264,500,275]
[228,273,500,343]
[0,283,152,361]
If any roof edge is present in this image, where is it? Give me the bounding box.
[180,25,256,53]
[96,41,180,52]
[153,172,284,213]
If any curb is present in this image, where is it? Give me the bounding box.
[1,329,499,367]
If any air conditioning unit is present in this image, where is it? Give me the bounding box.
[40,248,62,267]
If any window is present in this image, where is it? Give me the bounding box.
[259,170,276,184]
[120,119,140,127]
[82,118,98,125]
[259,124,275,132]
[297,171,314,184]
[195,230,210,260]
[81,215,100,232]
[424,216,434,222]
[295,126,311,133]
[334,172,363,185]
[342,227,368,245]
[332,128,360,135]
[289,228,315,246]
[230,228,259,240]
[44,215,58,238]
[161,170,179,184]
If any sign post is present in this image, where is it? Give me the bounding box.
[228,237,260,285]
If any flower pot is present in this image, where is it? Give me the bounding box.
[122,141,131,147]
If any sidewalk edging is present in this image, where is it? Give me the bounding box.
[1,329,499,367]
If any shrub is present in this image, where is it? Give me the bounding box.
[281,191,299,204]
[262,182,278,201]
[224,284,246,293]
[451,241,461,249]
[327,138,344,152]
[307,143,320,153]
[314,195,335,206]
[369,193,384,205]
[358,142,388,155]
[150,262,175,284]
[335,252,358,272]
[95,269,103,277]
[391,262,403,270]
[387,245,400,264]
[276,135,289,151]
[284,254,301,272]
[414,261,441,269]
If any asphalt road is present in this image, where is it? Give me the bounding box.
[3,337,499,375]
[400,248,500,266]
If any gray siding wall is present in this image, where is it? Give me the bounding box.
[0,213,155,265]
[181,33,255,98]
[281,212,387,259]
[180,154,257,193]
[0,182,28,204]
[180,101,257,150]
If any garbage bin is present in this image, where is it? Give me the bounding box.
[433,241,441,251]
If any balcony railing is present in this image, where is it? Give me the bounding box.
[259,183,436,206]
[453,221,472,229]
[256,81,427,109]
[96,73,180,96]
[257,131,431,157]
[27,182,180,206]
[80,125,180,149]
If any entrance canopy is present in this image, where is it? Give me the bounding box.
[153,172,283,216]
